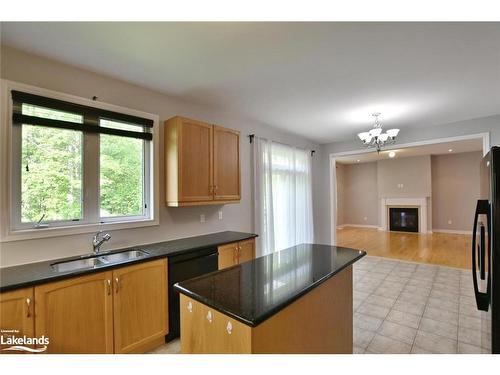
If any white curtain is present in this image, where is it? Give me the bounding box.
[253,137,314,256]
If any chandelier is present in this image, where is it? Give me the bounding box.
[357,113,400,152]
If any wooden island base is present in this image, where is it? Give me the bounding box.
[180,266,353,354]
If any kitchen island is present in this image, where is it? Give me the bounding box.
[174,243,365,354]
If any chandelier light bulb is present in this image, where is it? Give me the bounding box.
[369,128,382,137]
[358,132,370,141]
[379,133,389,142]
[386,128,400,137]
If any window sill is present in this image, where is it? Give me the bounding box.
[1,218,159,243]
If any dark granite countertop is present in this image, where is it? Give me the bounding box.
[174,243,365,327]
[0,231,257,292]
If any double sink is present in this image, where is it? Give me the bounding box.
[51,249,149,273]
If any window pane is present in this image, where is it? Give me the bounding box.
[21,125,83,223]
[22,103,83,123]
[100,132,144,217]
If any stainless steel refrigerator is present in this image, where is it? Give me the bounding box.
[472,146,499,353]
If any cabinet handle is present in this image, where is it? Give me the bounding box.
[226,321,233,335]
[206,310,213,323]
[26,298,32,318]
[187,301,193,313]
[106,279,111,295]
[115,277,120,293]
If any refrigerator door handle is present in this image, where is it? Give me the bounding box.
[480,223,486,280]
[472,199,490,312]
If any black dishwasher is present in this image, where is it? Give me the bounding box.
[166,247,218,341]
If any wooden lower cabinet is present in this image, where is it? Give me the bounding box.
[0,287,35,353]
[218,242,239,270]
[238,239,255,264]
[35,271,114,354]
[1,258,170,354]
[217,238,256,270]
[113,259,168,353]
[180,266,353,354]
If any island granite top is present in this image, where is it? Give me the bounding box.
[0,231,257,293]
[174,243,366,327]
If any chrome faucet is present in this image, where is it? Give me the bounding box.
[92,231,111,254]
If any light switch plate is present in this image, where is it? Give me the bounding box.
[200,214,205,223]
[218,210,223,220]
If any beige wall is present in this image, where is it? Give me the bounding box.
[377,155,432,198]
[336,153,480,232]
[336,162,378,226]
[431,151,481,232]
[0,46,321,266]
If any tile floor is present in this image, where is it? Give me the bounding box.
[353,256,491,354]
[149,255,492,354]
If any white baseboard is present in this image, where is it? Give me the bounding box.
[432,228,471,235]
[337,224,380,229]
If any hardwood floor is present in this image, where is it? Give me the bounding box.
[336,227,472,269]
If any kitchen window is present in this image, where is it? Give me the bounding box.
[8,88,156,234]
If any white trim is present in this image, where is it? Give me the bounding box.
[337,224,380,229]
[432,228,472,235]
[0,80,160,242]
[329,156,336,245]
[330,132,490,158]
[329,131,490,247]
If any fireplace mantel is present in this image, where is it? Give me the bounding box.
[379,197,428,234]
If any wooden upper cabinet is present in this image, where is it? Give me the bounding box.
[166,117,213,205]
[0,287,34,353]
[112,259,168,354]
[165,116,240,206]
[213,126,241,201]
[34,271,114,354]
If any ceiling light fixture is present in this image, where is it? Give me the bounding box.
[357,112,400,152]
[388,151,396,158]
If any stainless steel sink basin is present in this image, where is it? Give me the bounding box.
[100,250,149,264]
[51,249,149,273]
[51,257,104,273]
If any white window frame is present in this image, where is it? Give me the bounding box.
[0,80,160,242]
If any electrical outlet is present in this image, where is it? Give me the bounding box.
[218,210,223,220]
[363,216,368,221]
[448,219,452,225]
[200,214,205,223]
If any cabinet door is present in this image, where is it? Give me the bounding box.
[178,118,213,203]
[113,259,168,353]
[218,242,239,270]
[0,287,35,353]
[238,239,256,264]
[35,271,114,354]
[180,295,251,354]
[213,126,240,201]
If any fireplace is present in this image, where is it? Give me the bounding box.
[389,207,419,233]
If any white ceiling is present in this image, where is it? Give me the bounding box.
[336,138,483,164]
[1,22,499,144]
